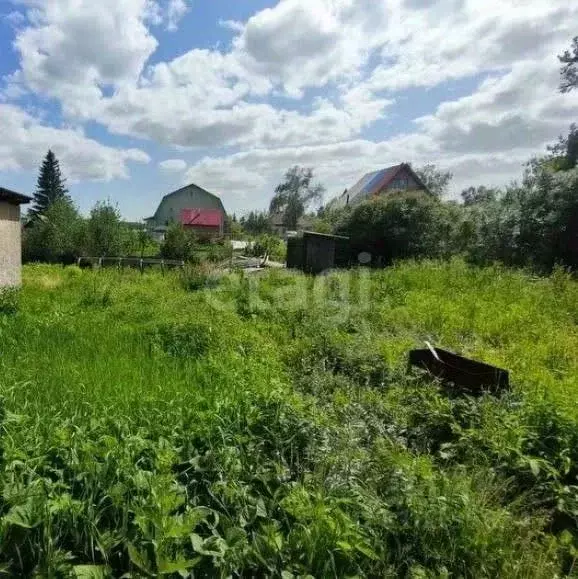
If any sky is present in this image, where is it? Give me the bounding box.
[0,0,576,221]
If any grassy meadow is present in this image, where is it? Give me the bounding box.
[0,260,577,577]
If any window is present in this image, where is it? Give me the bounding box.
[391,177,409,190]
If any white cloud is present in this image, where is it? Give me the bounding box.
[233,0,390,97]
[12,0,159,116]
[0,103,149,181]
[165,0,189,31]
[366,0,576,92]
[159,158,187,172]
[218,19,244,33]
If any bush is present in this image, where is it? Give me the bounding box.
[0,288,19,315]
[180,263,221,291]
[23,197,85,263]
[161,224,197,261]
[337,192,453,265]
[206,242,233,263]
[249,235,286,262]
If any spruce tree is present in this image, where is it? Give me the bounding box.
[30,150,69,220]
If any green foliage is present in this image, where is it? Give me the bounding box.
[29,149,69,221]
[547,124,578,171]
[23,196,85,263]
[240,211,272,236]
[249,234,286,262]
[559,36,578,93]
[413,163,453,198]
[0,288,19,315]
[180,262,221,291]
[337,192,452,264]
[86,202,126,257]
[206,241,233,263]
[226,214,246,239]
[463,168,578,271]
[1,261,577,575]
[160,223,197,261]
[270,166,325,230]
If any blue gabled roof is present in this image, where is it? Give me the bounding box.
[347,164,403,203]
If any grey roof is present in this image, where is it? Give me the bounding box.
[0,187,32,205]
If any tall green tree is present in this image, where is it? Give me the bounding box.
[559,36,578,93]
[241,211,271,236]
[546,124,578,171]
[269,166,325,230]
[30,150,69,220]
[414,164,453,198]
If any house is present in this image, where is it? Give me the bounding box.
[269,212,306,238]
[145,183,226,241]
[0,187,32,287]
[331,163,430,209]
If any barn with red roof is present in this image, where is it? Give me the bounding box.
[145,183,226,240]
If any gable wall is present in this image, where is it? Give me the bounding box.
[153,185,225,227]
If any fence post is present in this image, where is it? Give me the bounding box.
[140,259,144,274]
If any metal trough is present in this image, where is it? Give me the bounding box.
[408,343,509,395]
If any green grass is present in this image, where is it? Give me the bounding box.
[0,260,577,576]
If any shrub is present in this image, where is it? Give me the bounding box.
[0,288,19,315]
[337,192,454,265]
[180,263,221,291]
[161,224,197,261]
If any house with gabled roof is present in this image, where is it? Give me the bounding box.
[145,183,226,240]
[331,163,430,209]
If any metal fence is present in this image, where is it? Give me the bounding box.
[77,256,185,272]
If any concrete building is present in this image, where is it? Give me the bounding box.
[145,183,226,240]
[0,187,31,287]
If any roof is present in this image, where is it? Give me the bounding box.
[302,231,349,240]
[181,208,223,227]
[0,187,32,205]
[337,163,429,206]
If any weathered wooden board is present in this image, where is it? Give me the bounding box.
[408,345,509,394]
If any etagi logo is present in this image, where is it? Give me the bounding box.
[203,253,376,322]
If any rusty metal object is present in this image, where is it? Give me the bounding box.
[408,343,509,394]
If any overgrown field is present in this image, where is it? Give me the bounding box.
[0,261,577,577]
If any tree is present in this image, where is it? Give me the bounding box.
[461,186,499,206]
[337,191,450,264]
[86,202,125,257]
[546,124,578,171]
[414,164,453,198]
[559,36,578,93]
[269,166,325,230]
[160,224,196,261]
[29,150,69,220]
[225,215,245,239]
[241,211,271,236]
[23,197,84,263]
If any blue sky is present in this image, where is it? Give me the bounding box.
[0,0,576,221]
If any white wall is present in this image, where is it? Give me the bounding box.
[0,202,22,287]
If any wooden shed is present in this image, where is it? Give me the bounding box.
[0,187,32,287]
[287,231,351,274]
